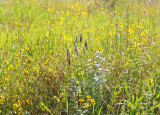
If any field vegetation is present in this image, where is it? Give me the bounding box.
[0,0,160,114]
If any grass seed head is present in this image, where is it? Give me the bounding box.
[76,47,79,55]
[76,34,78,44]
[67,46,71,65]
[85,37,88,50]
[75,42,79,55]
[83,45,86,53]
[80,32,82,42]
[75,42,78,52]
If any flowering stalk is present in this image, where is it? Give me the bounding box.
[76,34,78,44]
[75,42,79,55]
[80,32,82,42]
[83,45,86,53]
[85,37,88,50]
[67,46,71,65]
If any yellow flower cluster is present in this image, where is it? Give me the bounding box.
[40,102,51,114]
[79,95,96,109]
[13,100,22,113]
[12,21,23,28]
[0,96,4,105]
[48,9,54,12]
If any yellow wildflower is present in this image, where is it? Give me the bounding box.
[42,45,45,49]
[83,103,89,109]
[20,48,24,52]
[82,11,87,16]
[16,80,19,85]
[13,103,19,109]
[86,95,91,99]
[17,23,23,28]
[26,99,31,104]
[24,69,29,75]
[12,21,17,24]
[79,99,84,102]
[16,58,20,62]
[25,47,29,51]
[86,98,91,103]
[137,23,142,28]
[61,11,64,14]
[59,21,63,25]
[28,57,32,63]
[148,78,153,83]
[40,102,51,113]
[109,23,113,26]
[51,29,54,31]
[4,60,9,64]
[141,31,146,37]
[48,68,52,72]
[90,99,95,105]
[48,8,51,12]
[128,28,133,33]
[8,65,13,71]
[120,23,124,26]
[0,95,4,105]
[134,42,139,47]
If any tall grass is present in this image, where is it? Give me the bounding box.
[0,0,160,114]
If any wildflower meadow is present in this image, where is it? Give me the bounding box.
[0,0,160,114]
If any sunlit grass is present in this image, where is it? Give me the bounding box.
[0,0,160,114]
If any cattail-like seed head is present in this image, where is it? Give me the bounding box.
[149,0,153,5]
[76,47,79,55]
[80,32,82,42]
[75,42,78,52]
[67,46,71,65]
[76,34,78,44]
[78,90,80,107]
[85,37,88,50]
[83,45,86,53]
[75,42,79,55]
